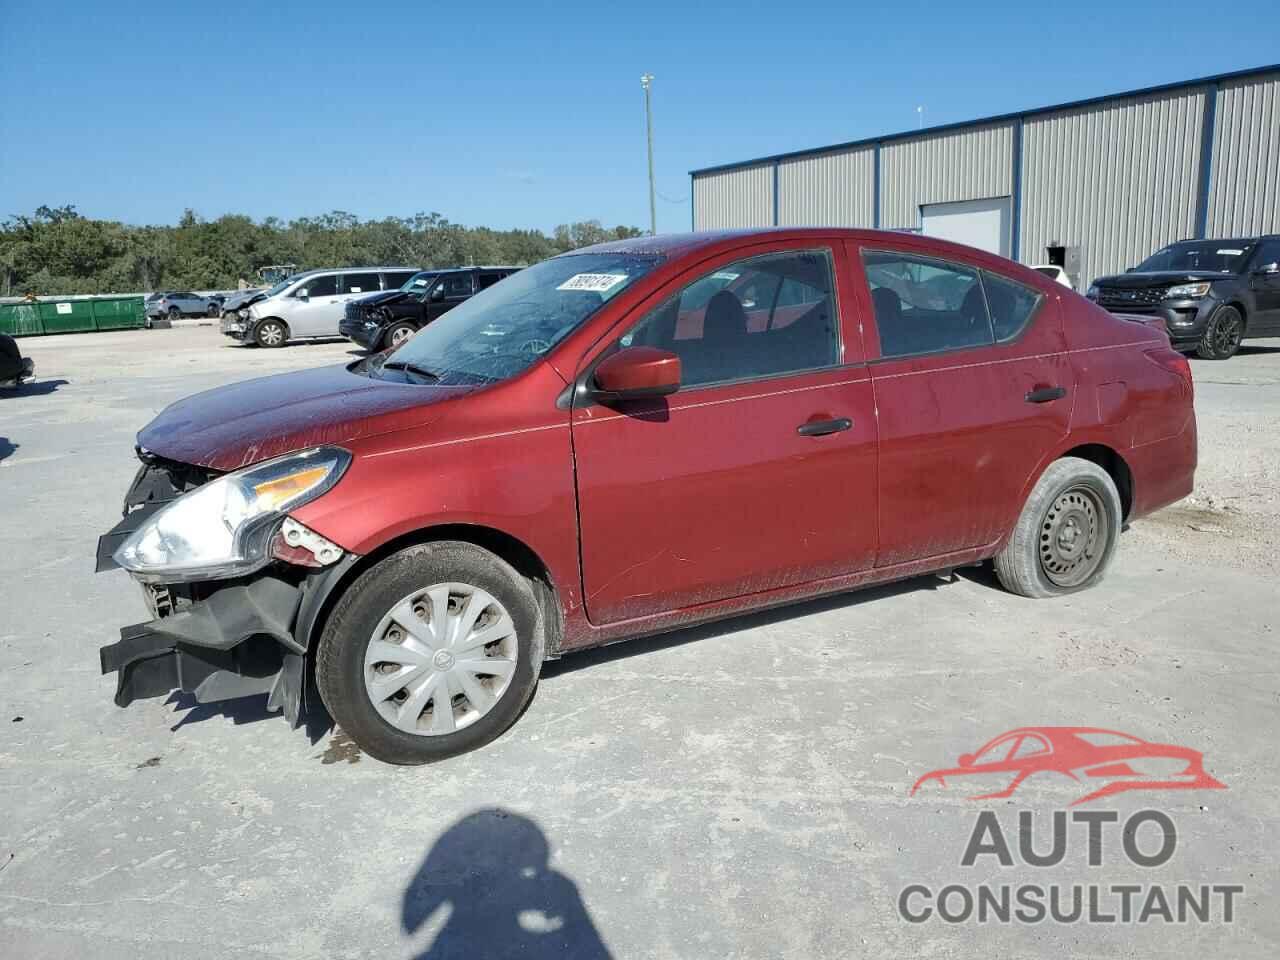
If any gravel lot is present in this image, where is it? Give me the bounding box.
[2,327,1278,959]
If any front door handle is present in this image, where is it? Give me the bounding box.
[1025,386,1067,404]
[797,417,852,437]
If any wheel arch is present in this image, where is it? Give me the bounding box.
[253,315,291,339]
[296,521,564,661]
[1222,300,1248,331]
[1011,440,1135,541]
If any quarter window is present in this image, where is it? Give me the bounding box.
[342,272,381,294]
[620,249,840,388]
[477,272,507,290]
[863,251,992,358]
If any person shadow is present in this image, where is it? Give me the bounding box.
[402,808,612,960]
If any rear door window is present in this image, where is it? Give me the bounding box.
[341,272,382,294]
[862,250,993,358]
[477,272,507,290]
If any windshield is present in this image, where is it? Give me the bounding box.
[1136,241,1253,273]
[266,274,306,298]
[373,252,661,385]
[401,271,439,294]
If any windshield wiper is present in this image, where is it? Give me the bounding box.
[380,360,440,382]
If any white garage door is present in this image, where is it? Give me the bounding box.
[920,197,1011,258]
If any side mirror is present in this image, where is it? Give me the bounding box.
[430,287,445,302]
[1254,262,1280,276]
[592,347,681,401]
[296,288,309,300]
[958,753,975,768]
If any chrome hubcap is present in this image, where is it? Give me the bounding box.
[363,583,518,737]
[391,326,412,345]
[1039,485,1108,587]
[261,325,282,345]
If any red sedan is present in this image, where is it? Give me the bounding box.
[96,229,1197,763]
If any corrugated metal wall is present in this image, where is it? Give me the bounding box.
[1206,71,1280,237]
[1019,88,1205,285]
[777,147,875,227]
[692,164,773,230]
[879,122,1014,228]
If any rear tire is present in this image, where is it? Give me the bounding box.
[994,457,1121,599]
[1196,305,1243,360]
[254,318,288,348]
[167,306,181,322]
[316,541,546,765]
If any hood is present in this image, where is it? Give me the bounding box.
[223,288,268,310]
[138,363,475,472]
[1093,270,1230,289]
[352,289,411,309]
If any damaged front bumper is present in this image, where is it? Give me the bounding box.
[96,457,356,727]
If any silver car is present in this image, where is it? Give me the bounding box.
[220,267,420,347]
[146,291,219,324]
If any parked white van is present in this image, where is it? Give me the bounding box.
[220,267,420,347]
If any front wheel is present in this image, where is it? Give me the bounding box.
[207,303,222,318]
[994,457,1122,598]
[1196,306,1244,360]
[316,542,545,764]
[383,322,417,350]
[254,318,288,348]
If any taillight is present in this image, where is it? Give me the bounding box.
[1144,346,1193,399]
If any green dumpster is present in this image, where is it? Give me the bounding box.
[92,296,146,331]
[0,301,44,336]
[37,298,97,334]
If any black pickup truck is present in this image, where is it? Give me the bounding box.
[1087,236,1280,359]
[339,266,521,351]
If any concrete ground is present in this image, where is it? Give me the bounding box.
[1,327,1277,959]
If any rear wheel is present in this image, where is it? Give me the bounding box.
[994,457,1121,598]
[383,322,417,350]
[1196,305,1243,360]
[316,541,545,764]
[167,306,181,322]
[254,318,287,348]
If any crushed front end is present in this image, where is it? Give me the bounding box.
[95,448,356,726]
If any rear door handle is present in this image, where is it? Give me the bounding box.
[797,417,852,437]
[1025,386,1067,404]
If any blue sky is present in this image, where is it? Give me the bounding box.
[1,0,1275,234]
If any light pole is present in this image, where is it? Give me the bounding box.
[641,73,656,236]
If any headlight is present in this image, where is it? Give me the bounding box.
[1165,281,1211,299]
[114,447,351,582]
[1086,284,1100,300]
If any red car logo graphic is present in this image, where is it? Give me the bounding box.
[910,727,1225,806]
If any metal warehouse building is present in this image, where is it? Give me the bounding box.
[690,64,1279,289]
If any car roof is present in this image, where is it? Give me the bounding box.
[292,266,422,278]
[564,228,1044,269]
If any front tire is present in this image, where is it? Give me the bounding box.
[1196,306,1244,360]
[994,457,1121,598]
[254,318,288,348]
[383,322,417,350]
[316,542,545,764]
[208,303,222,318]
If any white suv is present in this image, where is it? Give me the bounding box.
[221,267,420,347]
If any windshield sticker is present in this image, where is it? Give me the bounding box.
[557,273,629,293]
[1216,249,1243,255]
